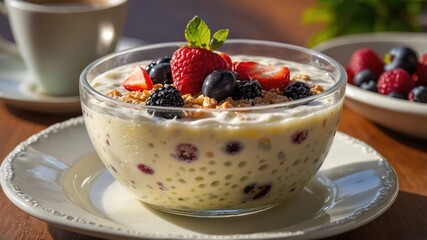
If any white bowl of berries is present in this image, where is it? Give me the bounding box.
[314,32,427,139]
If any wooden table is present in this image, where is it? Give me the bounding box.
[1,0,426,239]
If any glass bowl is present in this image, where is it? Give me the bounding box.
[80,39,346,217]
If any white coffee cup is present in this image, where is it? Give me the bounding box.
[0,0,128,96]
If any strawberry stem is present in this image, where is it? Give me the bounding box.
[184,16,229,51]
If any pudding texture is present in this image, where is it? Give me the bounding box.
[82,54,344,213]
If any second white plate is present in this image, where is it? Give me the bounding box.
[0,117,398,239]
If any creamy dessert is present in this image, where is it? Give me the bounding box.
[80,16,345,216]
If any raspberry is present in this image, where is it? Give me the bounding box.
[348,48,384,79]
[377,68,415,95]
[232,80,262,100]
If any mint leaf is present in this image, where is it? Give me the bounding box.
[209,29,229,50]
[184,16,211,48]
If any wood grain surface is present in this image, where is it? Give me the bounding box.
[1,0,426,239]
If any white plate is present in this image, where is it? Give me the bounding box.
[0,37,145,113]
[313,32,427,139]
[0,117,398,240]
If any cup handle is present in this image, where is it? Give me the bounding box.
[0,1,20,58]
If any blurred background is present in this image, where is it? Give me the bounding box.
[0,0,426,48]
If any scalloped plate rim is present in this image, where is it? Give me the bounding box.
[0,117,399,240]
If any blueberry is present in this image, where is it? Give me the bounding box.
[144,56,172,78]
[354,69,376,87]
[155,56,171,65]
[145,62,156,73]
[409,86,427,103]
[388,91,406,100]
[360,80,377,92]
[384,46,418,74]
[202,70,236,101]
[149,63,173,84]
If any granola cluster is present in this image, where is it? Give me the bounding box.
[106,74,324,109]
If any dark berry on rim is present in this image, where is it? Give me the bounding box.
[388,92,406,100]
[384,46,418,74]
[202,70,236,101]
[146,85,184,119]
[408,86,427,103]
[283,81,311,100]
[149,63,173,84]
[232,80,262,100]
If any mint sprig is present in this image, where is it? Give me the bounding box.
[184,16,229,51]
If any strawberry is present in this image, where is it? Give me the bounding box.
[377,68,415,95]
[233,61,290,90]
[348,48,384,79]
[217,51,233,69]
[415,53,427,87]
[170,16,230,95]
[123,66,153,91]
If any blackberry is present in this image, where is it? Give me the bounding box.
[283,81,311,100]
[232,80,262,100]
[146,86,184,119]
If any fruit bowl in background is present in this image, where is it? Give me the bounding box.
[313,32,427,139]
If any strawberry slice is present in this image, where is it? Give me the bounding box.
[233,61,290,90]
[216,51,233,70]
[123,66,153,91]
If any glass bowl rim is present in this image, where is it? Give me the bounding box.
[80,39,347,113]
